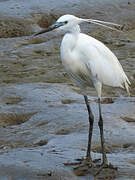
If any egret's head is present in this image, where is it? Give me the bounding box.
[56,14,82,31]
[34,14,122,36]
[34,15,83,36]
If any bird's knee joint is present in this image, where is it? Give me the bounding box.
[89,114,94,124]
[98,119,103,127]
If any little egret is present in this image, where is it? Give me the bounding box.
[34,15,130,169]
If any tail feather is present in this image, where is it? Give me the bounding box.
[125,82,130,96]
[124,77,131,96]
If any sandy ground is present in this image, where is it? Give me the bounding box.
[0,0,135,179]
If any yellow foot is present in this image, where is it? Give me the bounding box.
[95,162,117,176]
[64,157,100,168]
[80,159,94,168]
[64,158,117,177]
[72,158,101,176]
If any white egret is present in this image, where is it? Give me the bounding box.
[34,15,130,170]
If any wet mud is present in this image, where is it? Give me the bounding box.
[0,83,134,180]
[0,0,135,180]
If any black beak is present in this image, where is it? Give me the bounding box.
[34,22,64,36]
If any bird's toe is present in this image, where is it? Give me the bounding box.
[95,162,117,176]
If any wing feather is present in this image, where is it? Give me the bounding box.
[76,33,130,94]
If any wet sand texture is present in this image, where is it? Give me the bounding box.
[0,0,135,179]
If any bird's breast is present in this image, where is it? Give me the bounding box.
[60,46,93,86]
[60,33,94,86]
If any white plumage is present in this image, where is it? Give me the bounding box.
[34,14,131,170]
[59,15,130,97]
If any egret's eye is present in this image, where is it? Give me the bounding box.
[64,21,68,24]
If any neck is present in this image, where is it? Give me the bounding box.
[61,25,80,54]
[69,25,81,34]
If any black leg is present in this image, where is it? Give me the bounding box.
[94,98,117,176]
[84,95,94,161]
[98,97,108,164]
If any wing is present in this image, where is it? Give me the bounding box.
[76,33,130,94]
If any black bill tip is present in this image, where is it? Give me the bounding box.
[33,22,64,36]
[33,27,53,36]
